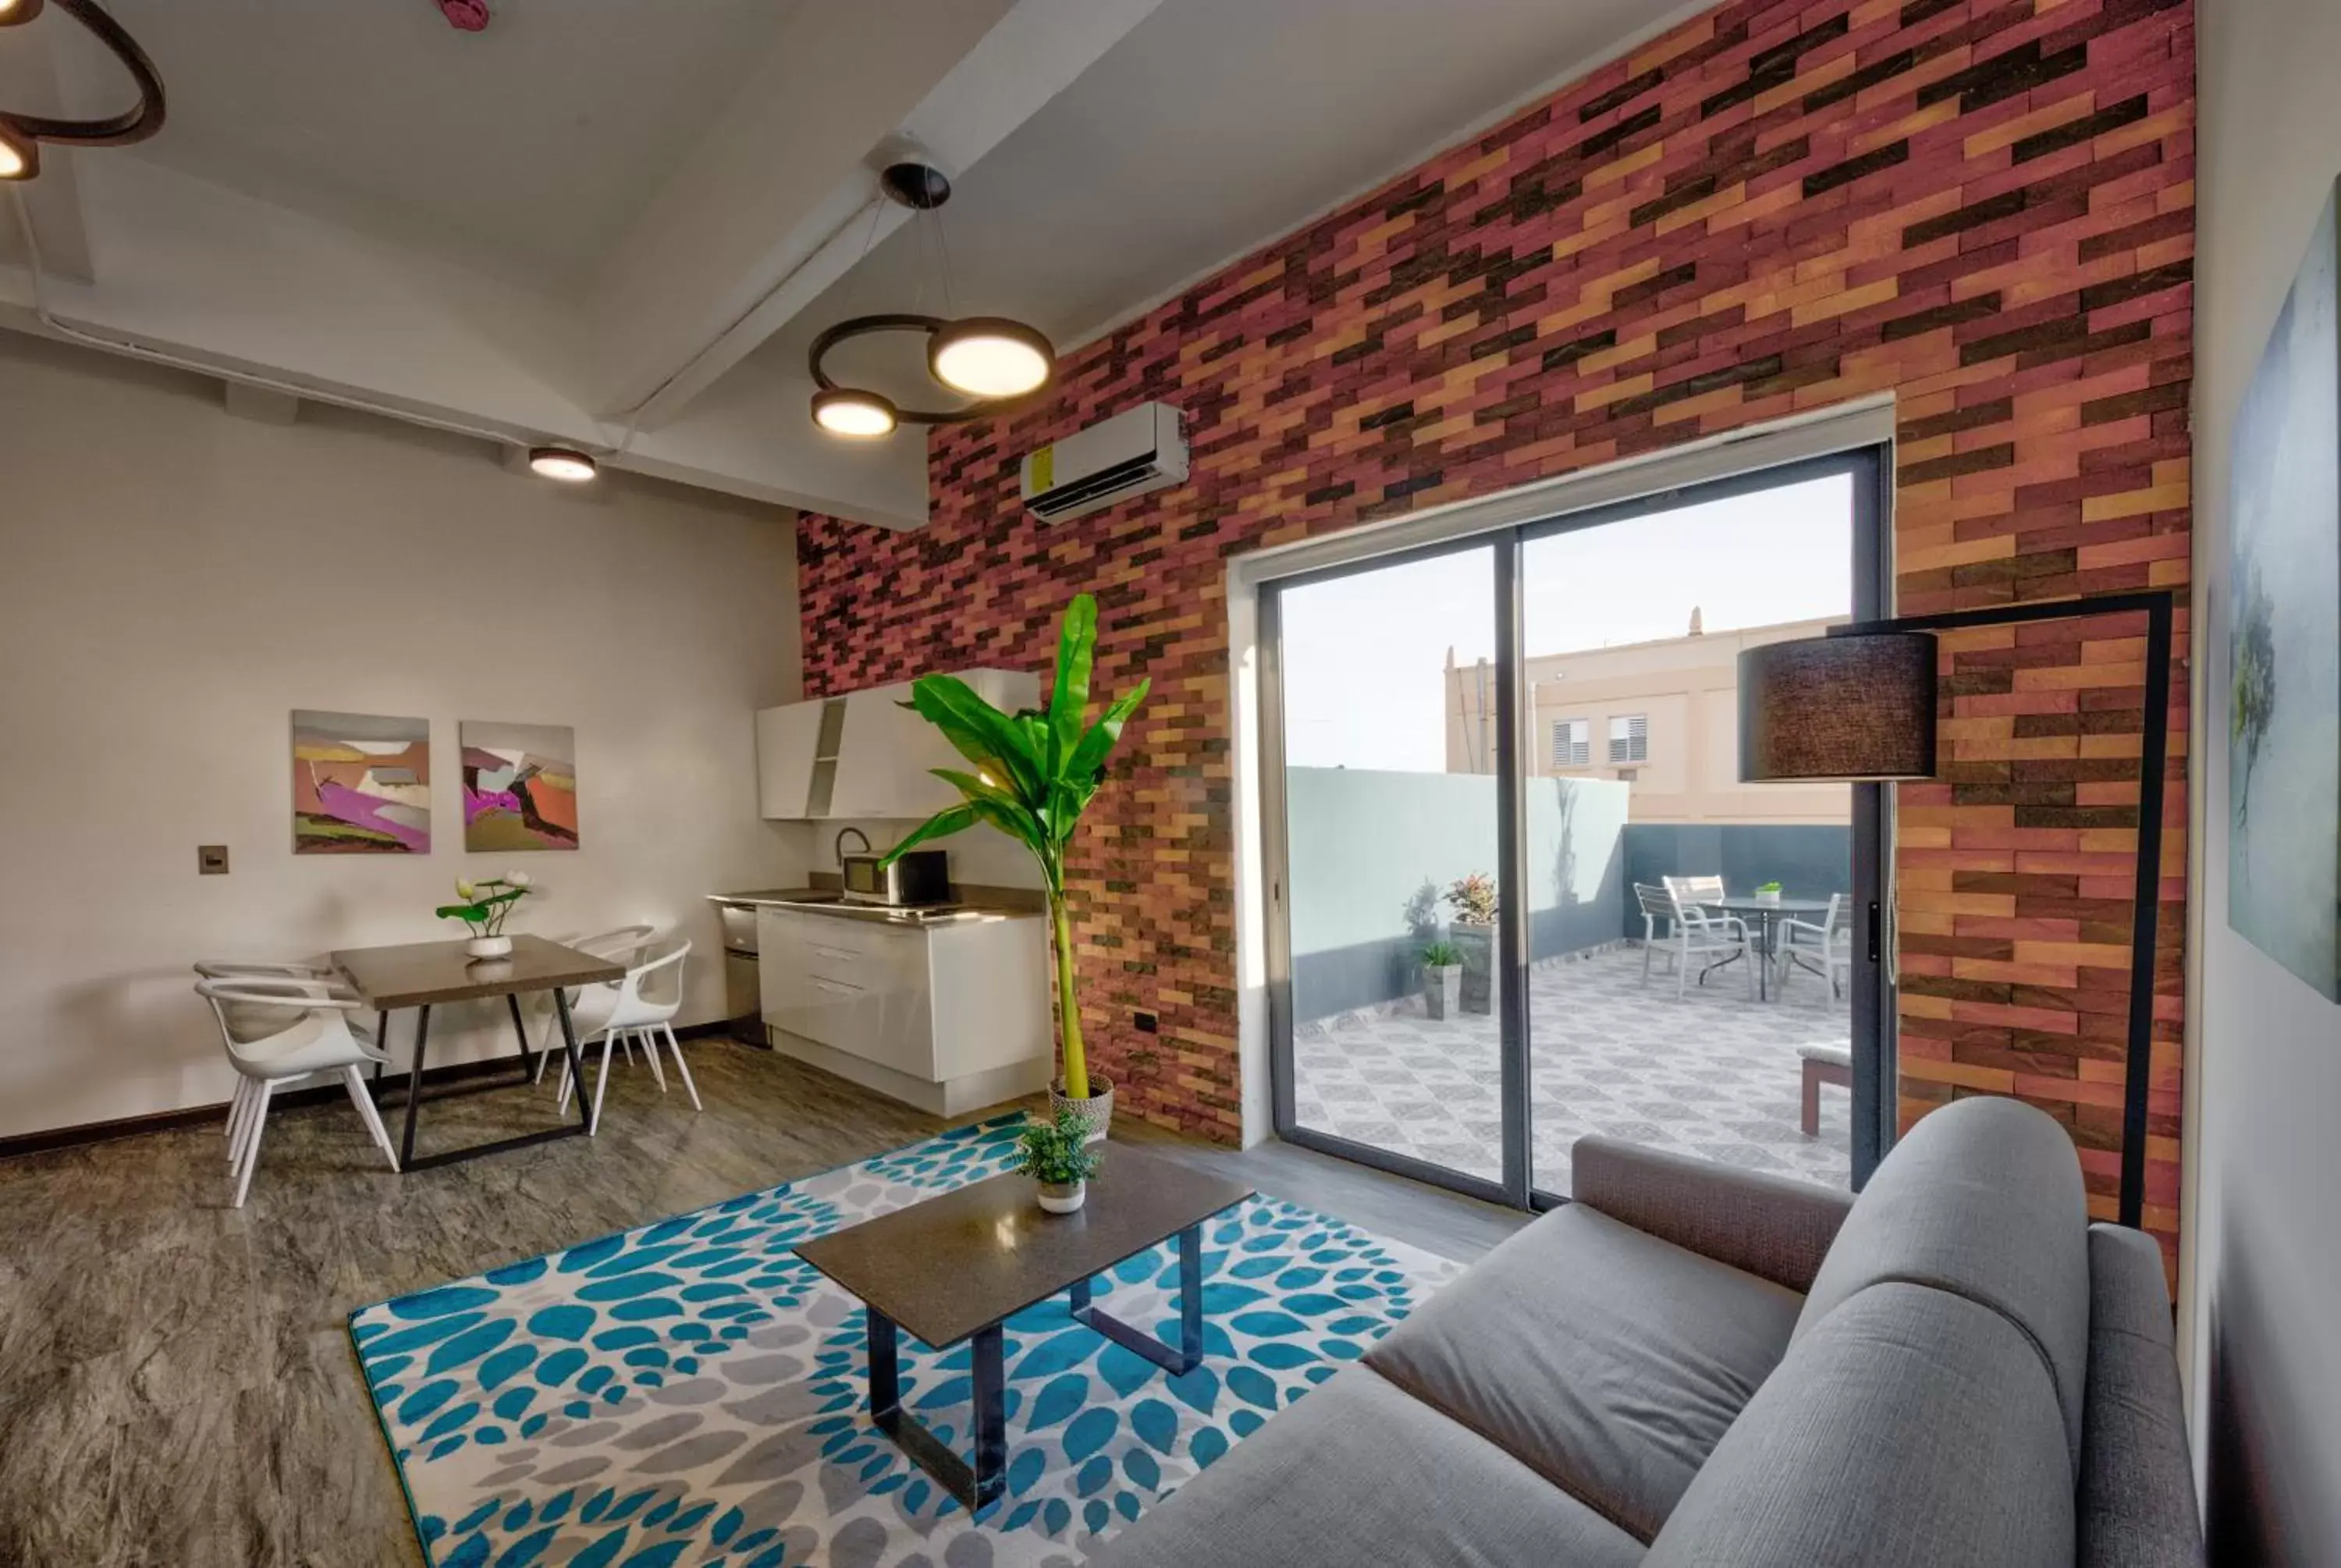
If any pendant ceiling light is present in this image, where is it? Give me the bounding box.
[0,0,167,184]
[807,161,1054,437]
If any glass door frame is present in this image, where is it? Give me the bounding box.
[1260,445,1898,1212]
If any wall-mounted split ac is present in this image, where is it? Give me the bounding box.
[1019,402,1188,522]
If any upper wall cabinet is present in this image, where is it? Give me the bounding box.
[755,669,1040,821]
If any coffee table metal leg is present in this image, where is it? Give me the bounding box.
[1069,1222,1204,1375]
[866,1307,1005,1516]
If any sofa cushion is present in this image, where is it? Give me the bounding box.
[1362,1201,1801,1542]
[1646,1282,2073,1567]
[1794,1094,2091,1466]
[1092,1362,1643,1568]
[2079,1224,2205,1567]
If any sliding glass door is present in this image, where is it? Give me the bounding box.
[1265,450,1895,1208]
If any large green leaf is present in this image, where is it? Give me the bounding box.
[909,676,1043,800]
[1046,593,1098,775]
[962,794,1051,862]
[1066,677,1151,782]
[878,803,981,865]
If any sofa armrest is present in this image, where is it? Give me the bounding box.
[1570,1137,1855,1294]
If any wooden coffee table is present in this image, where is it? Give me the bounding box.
[794,1143,1253,1515]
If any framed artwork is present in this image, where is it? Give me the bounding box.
[292,710,431,854]
[2228,177,2341,1000]
[461,720,579,852]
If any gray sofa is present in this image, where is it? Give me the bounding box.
[1099,1095,2203,1567]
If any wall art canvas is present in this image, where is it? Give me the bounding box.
[2228,179,2341,1001]
[461,719,579,852]
[291,710,431,854]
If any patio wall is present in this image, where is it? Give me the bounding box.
[1285,768,1629,1020]
[1617,824,1853,932]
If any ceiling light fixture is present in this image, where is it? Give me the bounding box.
[527,446,599,483]
[0,0,168,184]
[807,161,1055,438]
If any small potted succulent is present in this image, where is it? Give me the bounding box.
[1754,880,1783,906]
[436,871,535,960]
[1016,1105,1103,1215]
[1444,871,1499,1014]
[1420,941,1463,1020]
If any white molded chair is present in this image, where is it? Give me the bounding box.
[556,938,697,1133]
[1657,878,1757,1001]
[1779,893,1852,999]
[194,976,400,1207]
[531,924,660,1084]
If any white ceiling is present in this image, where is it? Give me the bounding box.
[0,0,1693,527]
[100,0,792,287]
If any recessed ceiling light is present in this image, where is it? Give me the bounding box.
[527,446,598,483]
[812,388,899,438]
[929,317,1055,399]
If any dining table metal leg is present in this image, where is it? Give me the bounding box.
[397,1005,432,1170]
[505,993,538,1084]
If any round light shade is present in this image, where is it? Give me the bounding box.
[0,125,37,181]
[928,317,1053,399]
[527,446,598,483]
[1739,632,1938,782]
[0,0,44,26]
[812,387,898,438]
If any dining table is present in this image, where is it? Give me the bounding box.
[1698,896,1832,1002]
[329,935,624,1172]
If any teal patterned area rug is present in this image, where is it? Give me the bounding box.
[348,1116,1459,1567]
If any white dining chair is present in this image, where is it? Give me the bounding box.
[1632,882,1676,986]
[555,938,698,1133]
[1779,893,1852,1000]
[531,924,660,1084]
[194,976,400,1207]
[1658,880,1757,1001]
[194,960,379,1049]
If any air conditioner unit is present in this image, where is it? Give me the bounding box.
[1019,402,1188,522]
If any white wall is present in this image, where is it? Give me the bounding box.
[2184,2,2341,1558]
[0,332,809,1140]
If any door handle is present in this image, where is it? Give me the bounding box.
[1867,900,1881,963]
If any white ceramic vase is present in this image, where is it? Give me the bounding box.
[1037,1180,1087,1215]
[466,935,513,960]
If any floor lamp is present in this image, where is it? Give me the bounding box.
[1737,588,2177,1229]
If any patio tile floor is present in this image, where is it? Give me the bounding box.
[1293,942,1853,1194]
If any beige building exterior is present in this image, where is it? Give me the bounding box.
[1444,614,1852,825]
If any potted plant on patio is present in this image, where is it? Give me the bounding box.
[435,871,535,960]
[882,592,1149,1141]
[1420,941,1463,1020]
[1444,871,1499,1014]
[1755,880,1783,906]
[1016,1105,1103,1214]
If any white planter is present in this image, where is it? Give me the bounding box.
[466,935,513,960]
[1036,1180,1087,1215]
[1051,1077,1114,1144]
[1753,891,1782,906]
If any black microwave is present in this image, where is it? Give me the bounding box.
[839,849,951,906]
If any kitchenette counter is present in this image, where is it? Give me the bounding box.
[706,888,1042,927]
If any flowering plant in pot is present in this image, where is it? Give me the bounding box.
[1420,940,1463,1020]
[435,871,535,959]
[1016,1105,1103,1214]
[1444,871,1499,1014]
[883,592,1149,1140]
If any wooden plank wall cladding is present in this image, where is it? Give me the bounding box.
[798,0,2195,1271]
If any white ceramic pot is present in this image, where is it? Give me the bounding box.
[1051,1077,1114,1144]
[466,935,513,960]
[1037,1180,1087,1215]
[1754,891,1782,906]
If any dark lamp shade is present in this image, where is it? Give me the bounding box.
[1739,632,1938,782]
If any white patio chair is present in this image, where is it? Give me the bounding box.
[555,938,698,1133]
[194,976,400,1207]
[1632,883,1676,985]
[1779,893,1852,1000]
[531,924,660,1084]
[1657,879,1756,1001]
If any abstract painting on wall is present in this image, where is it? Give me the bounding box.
[461,720,578,852]
[2228,178,2341,1001]
[292,711,432,854]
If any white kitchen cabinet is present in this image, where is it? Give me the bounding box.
[753,668,1040,821]
[757,906,1050,1115]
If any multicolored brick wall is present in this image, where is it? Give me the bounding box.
[798,0,2195,1268]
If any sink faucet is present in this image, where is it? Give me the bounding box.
[833,826,872,869]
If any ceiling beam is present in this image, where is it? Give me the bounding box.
[589,0,1163,431]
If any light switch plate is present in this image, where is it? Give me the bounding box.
[198,845,229,875]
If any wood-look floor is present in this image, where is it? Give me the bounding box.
[0,1041,1524,1566]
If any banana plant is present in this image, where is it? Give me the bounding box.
[880,593,1148,1099]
